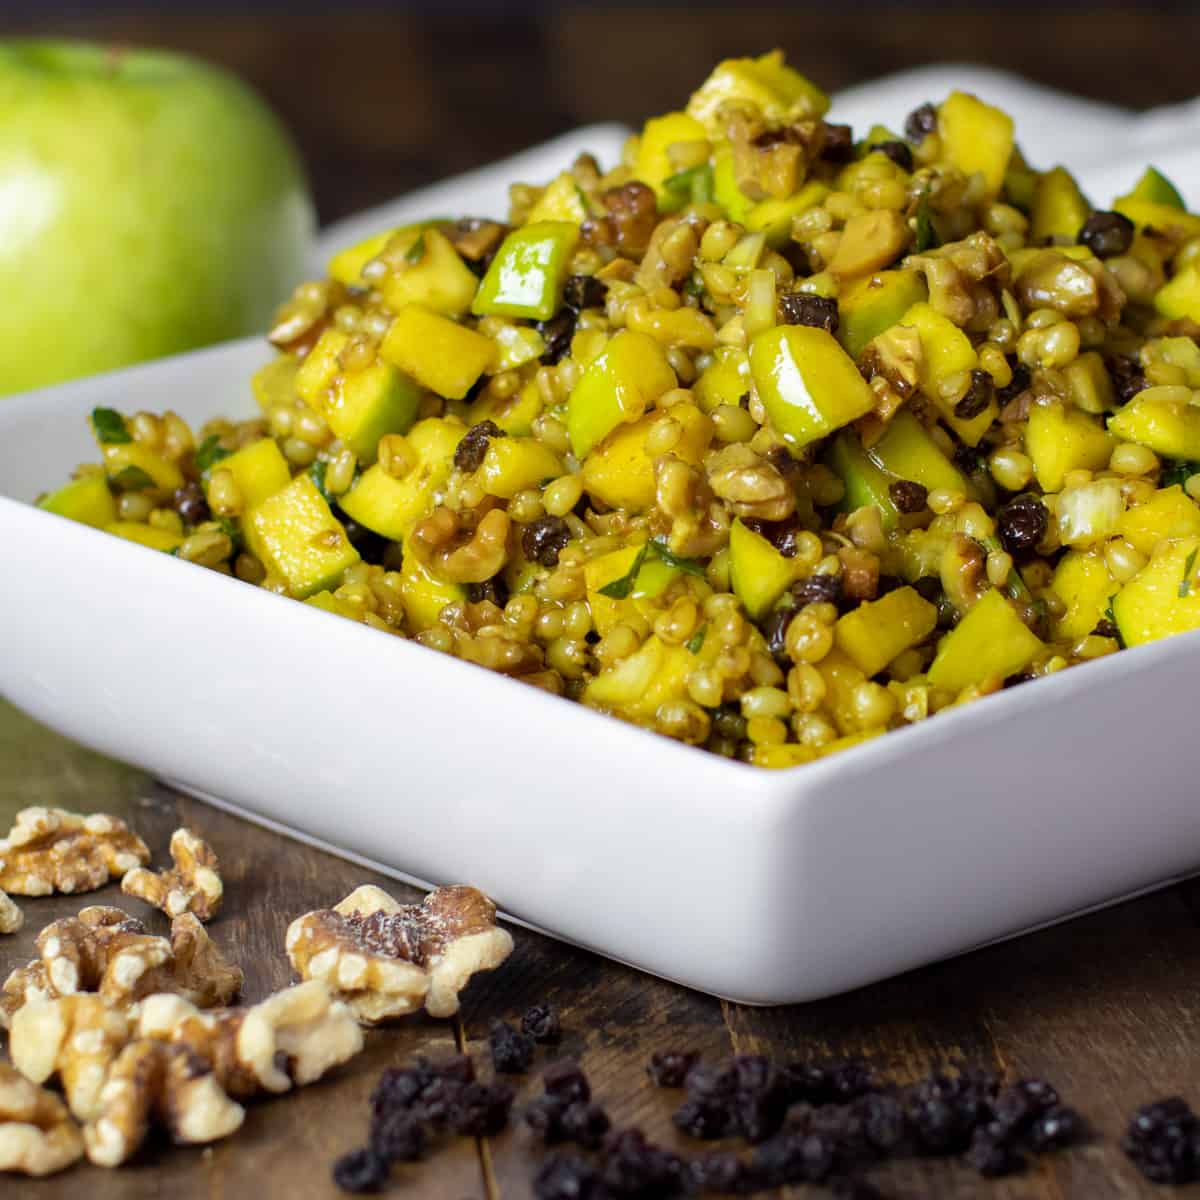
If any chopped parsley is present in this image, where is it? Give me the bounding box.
[108,465,156,492]
[597,539,706,599]
[91,407,131,445]
[194,435,232,474]
[598,543,649,598]
[686,624,708,654]
[1104,597,1126,648]
[1161,460,1200,489]
[309,459,333,504]
[915,193,938,252]
[404,232,427,264]
[1180,547,1198,597]
[662,164,714,208]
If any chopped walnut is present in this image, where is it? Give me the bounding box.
[121,827,224,922]
[83,1038,244,1167]
[0,1062,84,1177]
[706,444,797,522]
[135,979,363,1097]
[286,884,514,1024]
[0,885,21,934]
[906,232,1010,330]
[0,807,150,896]
[0,907,242,1027]
[10,995,132,1120]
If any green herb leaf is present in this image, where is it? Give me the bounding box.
[405,232,427,265]
[309,459,332,504]
[915,193,938,253]
[1180,547,1198,597]
[108,465,157,492]
[662,164,715,208]
[195,435,231,474]
[648,539,706,577]
[598,543,649,599]
[216,516,243,554]
[1104,596,1127,648]
[684,271,705,299]
[1161,460,1200,489]
[686,624,708,654]
[91,407,131,445]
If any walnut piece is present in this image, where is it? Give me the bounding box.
[286,884,513,1024]
[0,807,150,896]
[10,995,132,1120]
[134,979,363,1097]
[0,907,242,1027]
[83,1038,244,1167]
[121,827,224,922]
[0,884,22,935]
[0,1062,84,1177]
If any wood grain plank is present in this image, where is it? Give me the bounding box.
[0,701,488,1199]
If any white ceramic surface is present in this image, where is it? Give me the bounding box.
[3,342,1200,1003]
[4,78,1200,1002]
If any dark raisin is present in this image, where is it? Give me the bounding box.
[489,1021,535,1075]
[173,481,210,526]
[563,274,608,311]
[466,576,510,607]
[601,1129,686,1195]
[904,102,938,142]
[779,291,840,333]
[913,576,941,604]
[996,494,1048,556]
[1092,618,1119,638]
[1123,1097,1199,1184]
[821,122,855,163]
[742,514,804,557]
[952,441,983,476]
[522,1003,562,1044]
[539,310,577,365]
[371,1062,435,1116]
[874,140,913,171]
[410,1076,463,1129]
[523,515,571,567]
[525,1093,571,1144]
[1079,210,1134,258]
[888,479,928,513]
[673,1096,734,1141]
[997,361,1031,406]
[369,1110,427,1162]
[331,1147,389,1194]
[966,1124,1026,1177]
[902,1074,986,1155]
[761,605,796,662]
[647,1050,700,1089]
[561,1101,611,1149]
[991,1077,1057,1135]
[1029,1105,1083,1153]
[689,1149,752,1193]
[791,573,843,609]
[954,369,995,420]
[1107,353,1148,405]
[857,1092,906,1154]
[752,1130,837,1187]
[534,1153,604,1200]
[450,1081,514,1137]
[827,1060,877,1102]
[454,420,506,472]
[431,1053,476,1084]
[543,1059,591,1104]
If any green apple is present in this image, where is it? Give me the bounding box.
[0,40,315,395]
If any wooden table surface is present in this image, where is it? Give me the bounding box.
[2,695,1200,1199]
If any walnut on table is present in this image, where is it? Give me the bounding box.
[0,807,149,896]
[286,884,514,1024]
[9,981,363,1167]
[121,827,223,922]
[0,1062,84,1177]
[0,907,243,1028]
[0,884,21,935]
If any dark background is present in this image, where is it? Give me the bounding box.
[6,2,1200,225]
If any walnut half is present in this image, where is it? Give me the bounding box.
[121,827,224,922]
[0,807,149,896]
[0,1062,84,1177]
[0,907,242,1028]
[286,884,514,1024]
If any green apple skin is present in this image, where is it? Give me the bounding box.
[0,40,316,395]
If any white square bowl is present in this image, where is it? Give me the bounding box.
[3,338,1200,1005]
